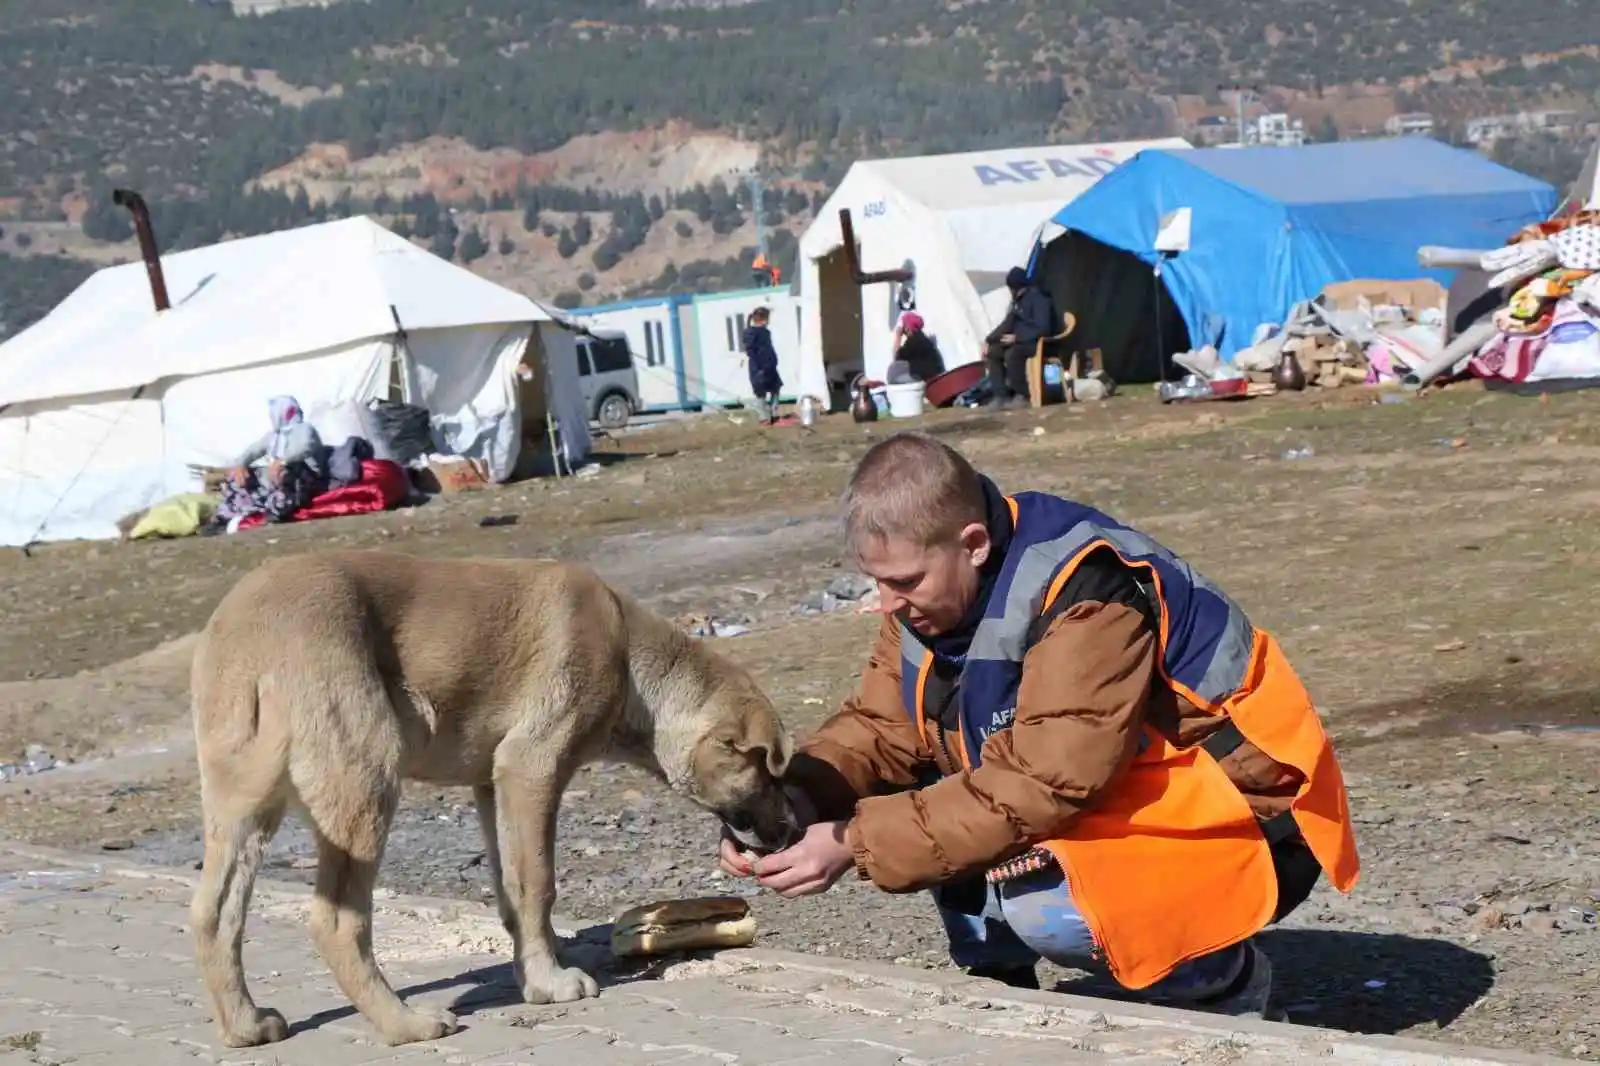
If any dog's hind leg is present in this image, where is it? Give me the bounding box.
[191,773,289,1047]
[296,735,458,1046]
[490,726,601,1006]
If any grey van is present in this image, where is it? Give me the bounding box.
[575,331,641,430]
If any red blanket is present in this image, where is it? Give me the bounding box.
[236,459,410,532]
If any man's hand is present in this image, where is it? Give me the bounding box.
[265,460,285,486]
[1000,333,1016,345]
[717,833,756,878]
[228,466,249,485]
[752,820,855,898]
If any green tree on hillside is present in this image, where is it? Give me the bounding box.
[459,225,488,262]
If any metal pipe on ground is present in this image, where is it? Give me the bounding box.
[1416,245,1494,270]
[1401,244,1501,388]
[112,189,171,313]
[1401,318,1499,388]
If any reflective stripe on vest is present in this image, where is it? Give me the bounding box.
[898,491,1259,769]
[967,508,1257,708]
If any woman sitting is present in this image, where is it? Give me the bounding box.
[886,312,946,384]
[211,395,328,530]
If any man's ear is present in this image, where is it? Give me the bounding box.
[959,521,992,568]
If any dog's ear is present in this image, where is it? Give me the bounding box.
[733,713,793,778]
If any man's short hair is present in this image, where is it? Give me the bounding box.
[750,306,770,323]
[840,431,986,557]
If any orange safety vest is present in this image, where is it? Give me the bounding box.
[901,493,1360,990]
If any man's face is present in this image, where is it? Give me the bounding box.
[854,523,991,637]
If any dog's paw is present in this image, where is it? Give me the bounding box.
[520,963,600,1005]
[218,1007,289,1047]
[379,1006,459,1046]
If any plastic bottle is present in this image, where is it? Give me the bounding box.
[1157,378,1214,403]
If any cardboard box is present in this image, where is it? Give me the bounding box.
[423,456,490,494]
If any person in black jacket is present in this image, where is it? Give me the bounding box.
[742,306,783,425]
[983,267,1057,410]
[888,312,946,384]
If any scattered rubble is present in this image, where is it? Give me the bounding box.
[675,613,753,638]
[794,573,879,616]
[0,744,64,784]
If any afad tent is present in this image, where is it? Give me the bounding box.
[796,137,1192,404]
[0,216,591,547]
[1566,141,1600,214]
[1032,137,1557,381]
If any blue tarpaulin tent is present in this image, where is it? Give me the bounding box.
[1037,138,1557,365]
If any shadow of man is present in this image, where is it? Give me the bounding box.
[1053,928,1493,1034]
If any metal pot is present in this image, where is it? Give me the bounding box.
[1273,352,1307,391]
[798,395,820,427]
[850,380,879,423]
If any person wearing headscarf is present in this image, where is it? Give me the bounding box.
[211,395,328,529]
[887,311,946,384]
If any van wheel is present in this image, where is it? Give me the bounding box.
[596,391,632,430]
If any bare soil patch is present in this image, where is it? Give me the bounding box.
[1,388,1598,1059]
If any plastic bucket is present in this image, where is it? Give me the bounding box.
[885,381,927,418]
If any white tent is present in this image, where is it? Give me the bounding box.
[796,137,1192,402]
[0,215,591,547]
[1571,142,1600,212]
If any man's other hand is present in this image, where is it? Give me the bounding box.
[753,820,855,898]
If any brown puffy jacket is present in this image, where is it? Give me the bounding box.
[785,601,1304,894]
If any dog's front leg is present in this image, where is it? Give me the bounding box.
[490,745,600,1005]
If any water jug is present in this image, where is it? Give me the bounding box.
[1273,352,1307,391]
[850,381,879,423]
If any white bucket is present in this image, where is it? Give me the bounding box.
[884,380,927,418]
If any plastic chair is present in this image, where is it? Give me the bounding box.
[1025,312,1079,407]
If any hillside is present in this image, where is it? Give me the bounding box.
[1,0,1597,336]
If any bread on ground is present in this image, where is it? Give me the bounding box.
[611,896,757,958]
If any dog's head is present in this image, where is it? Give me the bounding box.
[687,681,805,854]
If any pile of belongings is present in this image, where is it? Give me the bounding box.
[1466,210,1600,385]
[1174,280,1447,391]
[119,397,433,541]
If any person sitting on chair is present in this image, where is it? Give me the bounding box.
[982,268,1056,410]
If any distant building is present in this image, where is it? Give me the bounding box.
[1252,113,1306,148]
[1466,115,1519,145]
[1384,113,1436,138]
[1188,111,1307,148]
[1466,110,1585,146]
[1528,110,1583,133]
[1187,115,1236,146]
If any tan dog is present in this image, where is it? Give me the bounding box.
[188,550,800,1048]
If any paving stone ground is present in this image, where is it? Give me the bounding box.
[0,843,1575,1066]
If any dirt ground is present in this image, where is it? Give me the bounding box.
[1,385,1597,1061]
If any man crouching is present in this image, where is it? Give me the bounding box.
[720,431,1360,1018]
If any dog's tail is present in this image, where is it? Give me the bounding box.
[190,616,292,796]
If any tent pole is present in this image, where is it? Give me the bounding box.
[1152,261,1168,383]
[542,340,566,477]
[388,304,411,402]
[546,408,563,477]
